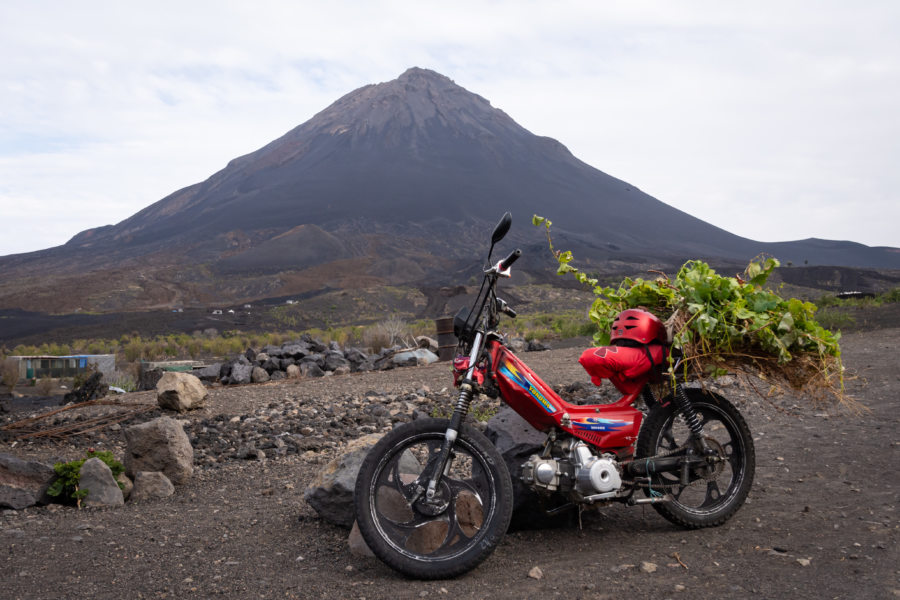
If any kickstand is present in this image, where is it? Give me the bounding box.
[578,505,584,530]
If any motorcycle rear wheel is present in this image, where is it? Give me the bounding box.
[636,389,755,528]
[354,418,513,579]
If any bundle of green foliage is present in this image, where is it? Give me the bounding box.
[47,449,125,507]
[533,215,846,405]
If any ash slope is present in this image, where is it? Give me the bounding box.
[1,68,897,313]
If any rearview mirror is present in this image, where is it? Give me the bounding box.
[491,212,512,244]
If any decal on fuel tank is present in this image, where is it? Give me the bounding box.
[498,361,557,414]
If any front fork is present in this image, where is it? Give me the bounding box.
[423,331,483,502]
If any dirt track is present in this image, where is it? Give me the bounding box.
[2,328,899,599]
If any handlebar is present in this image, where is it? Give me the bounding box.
[495,297,517,318]
[499,249,521,271]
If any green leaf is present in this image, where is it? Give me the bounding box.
[778,312,794,333]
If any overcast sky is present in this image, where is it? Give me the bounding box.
[1,1,898,257]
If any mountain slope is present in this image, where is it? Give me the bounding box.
[1,67,897,313]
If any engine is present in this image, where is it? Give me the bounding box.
[521,439,623,501]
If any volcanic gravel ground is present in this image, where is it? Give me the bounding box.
[1,329,899,599]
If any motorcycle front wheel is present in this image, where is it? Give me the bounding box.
[354,418,513,579]
[636,388,755,529]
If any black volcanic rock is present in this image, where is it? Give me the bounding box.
[0,67,897,313]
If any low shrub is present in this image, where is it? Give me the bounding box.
[36,378,54,395]
[1,357,18,392]
[47,450,125,507]
[106,370,137,392]
[815,309,856,332]
[364,316,412,353]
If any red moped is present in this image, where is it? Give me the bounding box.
[354,213,755,578]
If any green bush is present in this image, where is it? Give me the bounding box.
[533,214,844,400]
[881,288,900,303]
[47,450,125,507]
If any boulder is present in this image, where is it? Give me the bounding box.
[306,338,328,353]
[117,473,133,501]
[348,521,375,558]
[156,372,207,412]
[229,363,253,384]
[415,336,440,353]
[259,359,279,374]
[195,363,222,383]
[124,417,194,485]
[262,345,284,358]
[129,471,175,502]
[219,362,233,380]
[286,364,301,379]
[508,337,527,353]
[354,361,376,373]
[527,340,551,352]
[484,406,572,529]
[64,372,108,403]
[383,349,440,369]
[78,458,124,507]
[344,347,369,367]
[305,434,421,528]
[282,343,310,359]
[304,434,383,528]
[303,354,325,369]
[139,368,165,391]
[251,366,270,383]
[0,454,56,510]
[300,362,325,378]
[324,351,350,372]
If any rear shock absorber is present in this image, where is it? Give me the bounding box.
[674,383,704,438]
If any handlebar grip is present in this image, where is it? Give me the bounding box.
[499,249,522,271]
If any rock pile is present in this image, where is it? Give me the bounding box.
[184,386,497,467]
[200,334,440,386]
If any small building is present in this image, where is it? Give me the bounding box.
[10,354,116,381]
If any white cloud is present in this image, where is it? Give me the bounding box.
[0,1,898,256]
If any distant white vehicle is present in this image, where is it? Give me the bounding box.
[212,309,223,315]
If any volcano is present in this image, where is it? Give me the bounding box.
[1,67,897,314]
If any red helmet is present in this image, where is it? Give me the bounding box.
[610,309,665,344]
